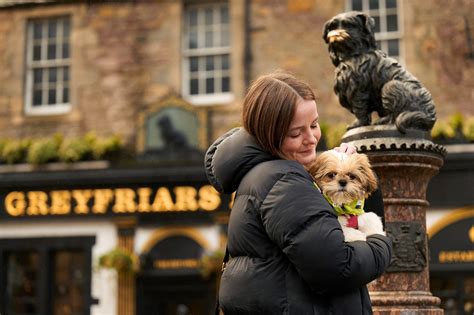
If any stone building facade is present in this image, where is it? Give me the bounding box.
[1,0,471,145]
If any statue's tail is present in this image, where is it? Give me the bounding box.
[395,88,436,133]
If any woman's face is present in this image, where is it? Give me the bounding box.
[281,99,321,167]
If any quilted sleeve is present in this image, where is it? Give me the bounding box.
[259,171,392,295]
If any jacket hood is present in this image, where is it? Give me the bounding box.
[204,128,276,194]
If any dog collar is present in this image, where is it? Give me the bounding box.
[325,197,365,216]
[313,182,365,216]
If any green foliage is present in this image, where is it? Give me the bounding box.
[98,248,138,274]
[26,136,61,165]
[321,122,347,149]
[0,132,123,165]
[200,249,225,278]
[432,113,473,143]
[463,116,474,142]
[59,138,92,163]
[2,139,31,164]
[0,140,7,163]
[86,132,122,160]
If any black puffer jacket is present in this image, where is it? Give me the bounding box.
[205,128,392,315]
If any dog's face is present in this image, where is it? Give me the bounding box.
[322,11,377,65]
[309,150,378,206]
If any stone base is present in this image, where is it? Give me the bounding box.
[341,125,446,156]
[371,291,443,314]
[342,125,445,314]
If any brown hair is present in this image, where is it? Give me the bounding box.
[242,72,316,157]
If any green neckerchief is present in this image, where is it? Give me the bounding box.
[313,182,365,216]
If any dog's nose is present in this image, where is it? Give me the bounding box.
[327,29,349,43]
[327,30,340,38]
[339,179,347,187]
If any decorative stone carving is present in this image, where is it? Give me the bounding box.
[385,221,427,273]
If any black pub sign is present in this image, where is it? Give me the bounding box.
[0,185,228,219]
[429,209,474,271]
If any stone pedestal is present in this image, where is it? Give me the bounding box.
[342,126,446,315]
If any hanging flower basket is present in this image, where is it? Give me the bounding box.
[98,248,138,275]
[200,249,225,278]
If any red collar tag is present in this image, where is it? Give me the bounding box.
[346,215,359,229]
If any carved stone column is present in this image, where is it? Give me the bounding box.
[343,126,445,315]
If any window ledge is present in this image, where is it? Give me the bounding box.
[25,104,72,116]
[184,93,234,106]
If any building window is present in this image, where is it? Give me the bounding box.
[347,0,402,61]
[6,251,40,315]
[25,16,71,115]
[52,250,87,315]
[0,237,94,315]
[182,3,233,105]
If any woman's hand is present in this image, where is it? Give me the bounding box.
[333,142,357,154]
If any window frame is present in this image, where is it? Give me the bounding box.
[0,236,95,315]
[181,2,233,106]
[24,16,72,116]
[346,0,404,63]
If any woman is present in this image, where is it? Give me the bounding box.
[204,72,392,314]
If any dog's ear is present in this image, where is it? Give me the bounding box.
[322,20,331,43]
[308,153,329,182]
[356,12,375,35]
[356,154,378,195]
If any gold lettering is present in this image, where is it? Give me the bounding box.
[137,188,152,212]
[198,185,221,211]
[26,191,49,215]
[113,188,137,213]
[439,250,474,263]
[151,187,175,212]
[4,185,225,217]
[154,259,201,269]
[50,190,71,215]
[174,186,198,211]
[72,190,92,214]
[5,191,26,216]
[92,189,113,214]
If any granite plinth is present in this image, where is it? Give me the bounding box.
[342,126,445,314]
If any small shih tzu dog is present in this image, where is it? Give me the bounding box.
[309,150,385,242]
[322,11,436,133]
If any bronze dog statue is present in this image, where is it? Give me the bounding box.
[323,11,436,133]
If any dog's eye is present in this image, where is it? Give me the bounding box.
[348,173,356,180]
[327,172,336,179]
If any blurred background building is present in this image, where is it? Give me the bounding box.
[0,0,472,314]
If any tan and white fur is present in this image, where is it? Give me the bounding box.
[309,150,385,242]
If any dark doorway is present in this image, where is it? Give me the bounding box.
[431,272,474,315]
[136,274,216,315]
